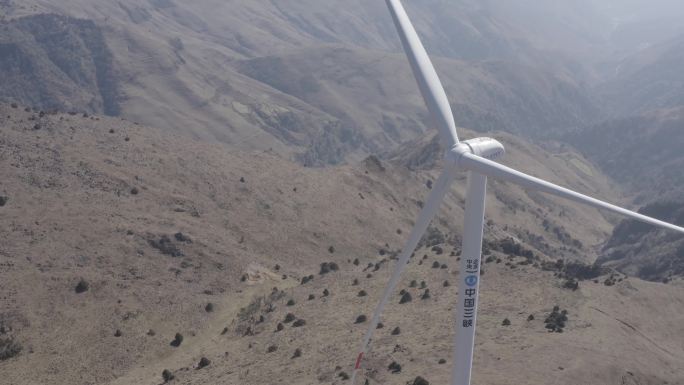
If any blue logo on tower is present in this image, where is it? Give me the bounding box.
[465,275,478,287]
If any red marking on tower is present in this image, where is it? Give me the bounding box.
[354,352,364,369]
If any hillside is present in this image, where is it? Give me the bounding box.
[0,0,606,166]
[567,108,684,282]
[1,104,683,385]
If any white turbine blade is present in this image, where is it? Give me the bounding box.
[385,0,460,147]
[459,152,684,234]
[451,172,487,385]
[351,166,458,384]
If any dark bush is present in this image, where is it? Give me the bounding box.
[205,303,214,312]
[301,275,312,284]
[391,327,401,335]
[170,333,183,347]
[276,323,284,332]
[292,319,306,327]
[292,348,302,358]
[545,307,568,332]
[353,258,360,266]
[409,280,417,288]
[388,361,402,373]
[274,264,280,271]
[75,278,90,293]
[0,337,22,361]
[431,246,443,255]
[284,313,296,323]
[0,196,8,207]
[443,280,450,287]
[420,281,427,289]
[308,294,315,300]
[149,235,183,257]
[376,322,384,329]
[352,278,359,286]
[338,372,350,380]
[502,318,511,326]
[114,329,122,337]
[438,358,446,364]
[197,357,211,369]
[358,290,367,297]
[286,299,295,306]
[320,263,331,275]
[432,261,440,268]
[421,289,430,300]
[527,314,535,321]
[322,289,330,297]
[328,246,335,253]
[267,345,278,353]
[130,187,139,195]
[412,376,430,385]
[399,292,412,304]
[162,369,174,383]
[174,232,192,243]
[563,279,579,291]
[355,315,367,324]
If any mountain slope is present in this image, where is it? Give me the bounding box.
[0,13,119,115]
[2,103,682,385]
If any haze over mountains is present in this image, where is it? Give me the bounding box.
[1,1,684,384]
[1,0,682,163]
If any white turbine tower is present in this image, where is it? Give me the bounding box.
[351,1,684,384]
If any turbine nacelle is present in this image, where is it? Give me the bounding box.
[448,137,505,168]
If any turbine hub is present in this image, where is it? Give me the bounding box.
[446,137,506,167]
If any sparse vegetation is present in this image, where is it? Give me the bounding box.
[149,235,183,257]
[170,333,183,347]
[0,337,22,361]
[162,369,174,383]
[292,319,306,327]
[545,306,568,332]
[320,262,340,275]
[412,376,430,385]
[174,232,192,243]
[75,278,90,293]
[197,357,211,369]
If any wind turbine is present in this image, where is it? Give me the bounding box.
[351,1,684,384]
